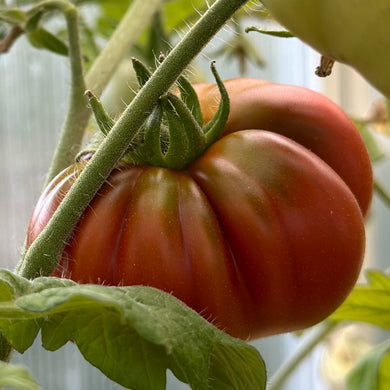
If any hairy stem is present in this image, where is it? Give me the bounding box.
[41,2,88,186]
[18,0,249,279]
[84,0,165,95]
[43,0,165,185]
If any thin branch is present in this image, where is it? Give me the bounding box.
[268,321,337,390]
[84,0,166,96]
[41,2,88,186]
[0,25,24,53]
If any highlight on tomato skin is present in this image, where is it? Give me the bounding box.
[26,128,367,341]
[192,78,373,218]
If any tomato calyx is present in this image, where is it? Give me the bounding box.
[82,59,230,170]
[128,59,230,170]
[84,90,114,136]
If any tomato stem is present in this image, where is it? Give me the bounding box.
[18,0,250,280]
[27,1,89,188]
[84,0,165,97]
[40,0,166,186]
[268,321,337,390]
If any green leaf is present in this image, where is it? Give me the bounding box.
[0,361,41,390]
[0,270,266,390]
[208,342,267,389]
[347,340,390,390]
[24,11,43,33]
[27,28,68,56]
[0,272,75,353]
[0,8,27,24]
[330,270,390,330]
[245,26,294,38]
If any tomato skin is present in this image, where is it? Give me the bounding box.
[27,130,365,340]
[193,79,373,217]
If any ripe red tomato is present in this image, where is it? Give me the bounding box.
[192,78,373,217]
[27,129,366,340]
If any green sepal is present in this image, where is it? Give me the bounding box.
[75,130,105,162]
[132,57,152,87]
[85,90,115,136]
[177,75,204,127]
[124,103,166,166]
[203,61,230,145]
[142,103,166,165]
[127,61,229,170]
[166,92,205,161]
[160,95,190,170]
[86,61,230,171]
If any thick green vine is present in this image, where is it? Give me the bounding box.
[18,0,249,280]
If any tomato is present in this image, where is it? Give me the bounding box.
[260,0,390,98]
[27,129,366,340]
[192,78,373,217]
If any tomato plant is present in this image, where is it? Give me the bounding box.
[27,118,367,340]
[2,0,388,389]
[192,78,373,217]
